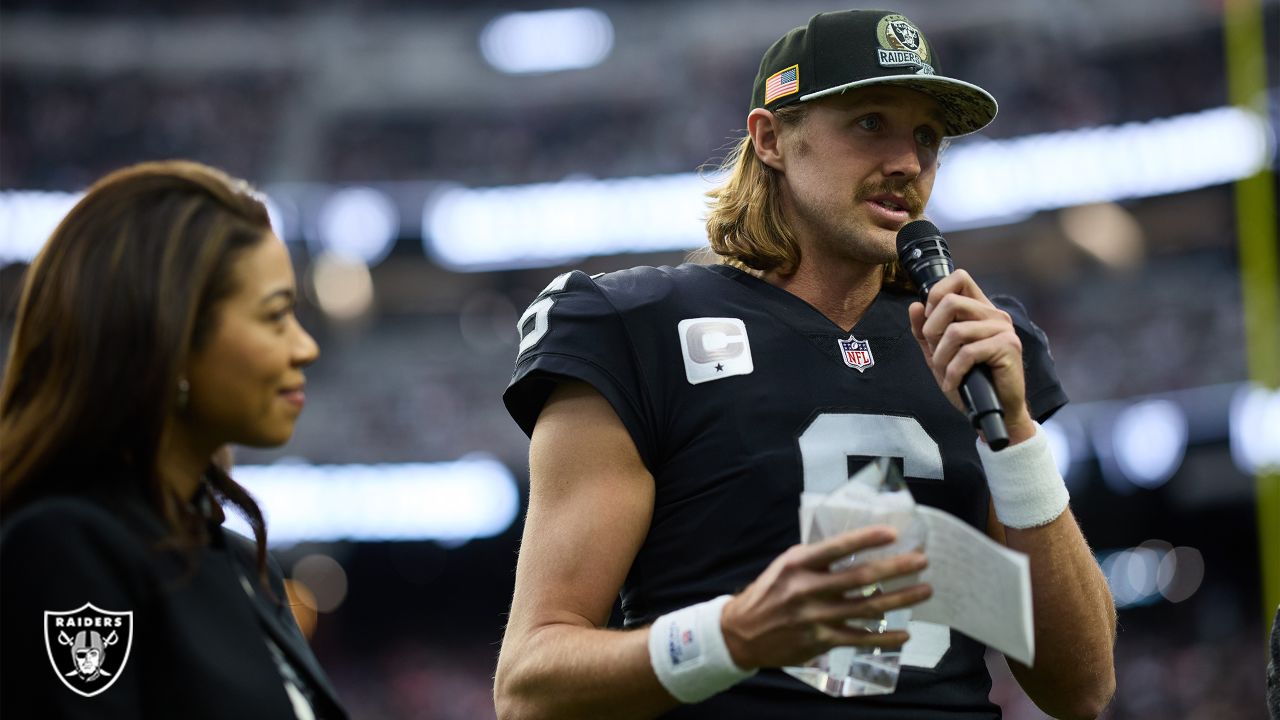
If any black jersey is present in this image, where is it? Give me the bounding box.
[504,263,1067,719]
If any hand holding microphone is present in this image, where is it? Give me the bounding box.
[896,220,1010,451]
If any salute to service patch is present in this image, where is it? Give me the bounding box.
[876,14,934,74]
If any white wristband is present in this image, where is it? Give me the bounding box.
[977,422,1070,529]
[648,595,756,703]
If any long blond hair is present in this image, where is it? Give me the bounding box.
[701,105,913,290]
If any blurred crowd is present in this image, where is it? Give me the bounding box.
[0,72,293,190]
[0,10,1239,190]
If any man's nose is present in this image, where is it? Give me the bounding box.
[881,132,923,179]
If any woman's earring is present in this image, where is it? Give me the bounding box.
[177,378,190,410]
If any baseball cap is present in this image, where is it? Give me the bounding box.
[750,9,997,136]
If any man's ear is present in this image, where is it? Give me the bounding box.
[747,108,786,172]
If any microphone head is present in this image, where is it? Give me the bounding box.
[895,219,953,297]
[896,219,942,249]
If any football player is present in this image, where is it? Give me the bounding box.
[496,9,1116,720]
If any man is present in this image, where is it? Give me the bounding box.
[496,9,1116,719]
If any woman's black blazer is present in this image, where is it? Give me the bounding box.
[1,485,349,720]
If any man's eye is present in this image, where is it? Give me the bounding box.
[858,116,882,131]
[916,127,940,147]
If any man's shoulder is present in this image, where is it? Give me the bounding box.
[581,263,740,312]
[507,265,737,442]
[517,263,743,359]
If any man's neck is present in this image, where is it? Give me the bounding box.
[762,257,885,332]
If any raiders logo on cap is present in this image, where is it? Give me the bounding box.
[875,14,933,74]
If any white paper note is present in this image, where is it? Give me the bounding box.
[911,506,1035,666]
[798,488,1035,667]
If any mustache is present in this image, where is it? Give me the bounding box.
[855,181,925,216]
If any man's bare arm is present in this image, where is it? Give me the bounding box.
[910,272,1117,719]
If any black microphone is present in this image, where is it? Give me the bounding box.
[896,220,1009,451]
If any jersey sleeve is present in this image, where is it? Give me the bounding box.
[992,294,1069,422]
[503,270,657,467]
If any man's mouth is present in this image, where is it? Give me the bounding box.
[858,180,923,216]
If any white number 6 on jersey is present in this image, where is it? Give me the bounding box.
[796,412,951,669]
[517,272,573,355]
[797,412,943,494]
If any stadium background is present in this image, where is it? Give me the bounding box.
[1,0,1277,717]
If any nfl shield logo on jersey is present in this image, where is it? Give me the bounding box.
[838,334,875,372]
[44,603,133,697]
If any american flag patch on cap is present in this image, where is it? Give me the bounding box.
[763,64,799,104]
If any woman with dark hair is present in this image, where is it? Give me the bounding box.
[0,160,347,719]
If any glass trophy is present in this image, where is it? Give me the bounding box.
[783,457,927,697]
